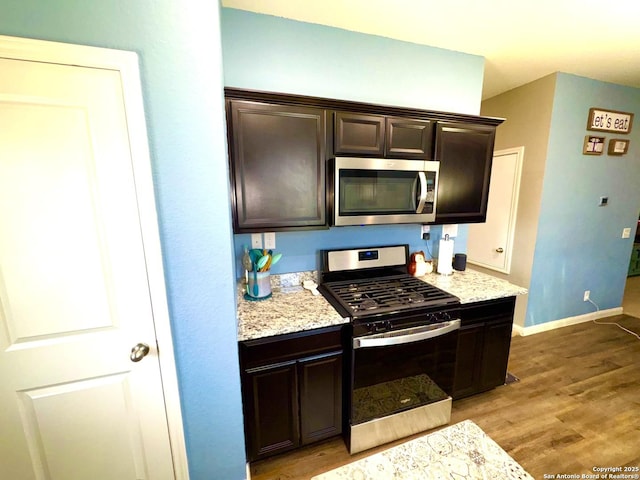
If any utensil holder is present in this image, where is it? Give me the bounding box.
[247,271,271,299]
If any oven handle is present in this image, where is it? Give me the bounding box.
[353,319,460,349]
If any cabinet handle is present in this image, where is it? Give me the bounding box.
[495,248,504,253]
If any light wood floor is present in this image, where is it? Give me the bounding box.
[249,314,640,479]
[623,275,640,317]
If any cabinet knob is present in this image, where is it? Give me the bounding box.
[495,247,504,253]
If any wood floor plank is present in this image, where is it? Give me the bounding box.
[249,314,640,479]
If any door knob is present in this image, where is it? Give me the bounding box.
[495,247,504,253]
[130,343,150,362]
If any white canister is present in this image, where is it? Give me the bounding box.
[247,271,272,299]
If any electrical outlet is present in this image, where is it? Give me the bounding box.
[251,233,262,249]
[264,232,276,250]
[622,227,631,239]
[583,290,590,302]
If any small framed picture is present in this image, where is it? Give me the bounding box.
[608,139,630,156]
[583,135,605,155]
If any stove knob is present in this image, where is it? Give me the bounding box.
[371,323,385,333]
[384,320,393,330]
[441,312,451,322]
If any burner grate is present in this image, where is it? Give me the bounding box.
[322,274,458,316]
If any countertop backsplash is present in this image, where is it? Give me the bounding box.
[272,271,319,293]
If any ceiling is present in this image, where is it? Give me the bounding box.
[221,0,640,100]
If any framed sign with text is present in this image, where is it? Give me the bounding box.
[587,108,634,134]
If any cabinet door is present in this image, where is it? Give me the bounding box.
[334,112,385,156]
[434,122,496,224]
[228,100,326,232]
[243,362,299,461]
[454,297,515,398]
[452,324,484,399]
[385,117,433,159]
[299,352,343,445]
[480,319,513,391]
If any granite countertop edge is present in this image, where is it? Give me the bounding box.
[237,268,527,342]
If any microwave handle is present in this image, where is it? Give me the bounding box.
[416,171,427,213]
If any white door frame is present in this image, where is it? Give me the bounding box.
[0,35,189,479]
[468,146,524,274]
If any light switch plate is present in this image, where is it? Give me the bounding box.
[622,228,631,239]
[442,224,458,238]
[251,233,262,249]
[264,232,276,250]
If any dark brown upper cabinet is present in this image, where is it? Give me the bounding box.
[334,112,385,156]
[224,88,503,229]
[385,117,433,159]
[333,112,432,160]
[434,122,497,224]
[226,99,326,232]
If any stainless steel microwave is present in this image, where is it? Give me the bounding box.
[329,157,439,226]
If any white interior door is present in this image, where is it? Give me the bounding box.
[467,147,524,273]
[0,52,176,479]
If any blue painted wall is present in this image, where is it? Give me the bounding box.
[221,9,483,114]
[234,225,467,277]
[527,73,640,326]
[221,8,483,278]
[0,1,245,479]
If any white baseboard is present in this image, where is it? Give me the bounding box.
[513,307,623,336]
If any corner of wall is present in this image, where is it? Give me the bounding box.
[477,74,558,327]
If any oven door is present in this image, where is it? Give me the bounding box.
[333,157,438,226]
[351,319,459,426]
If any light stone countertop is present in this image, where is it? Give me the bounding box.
[237,272,349,342]
[237,268,527,342]
[416,268,528,304]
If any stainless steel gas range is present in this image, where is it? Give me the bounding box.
[318,244,461,454]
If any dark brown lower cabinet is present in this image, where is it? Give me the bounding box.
[452,323,485,399]
[480,319,514,389]
[244,361,299,459]
[299,353,343,445]
[239,326,343,461]
[453,297,516,399]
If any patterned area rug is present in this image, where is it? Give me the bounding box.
[311,420,532,480]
